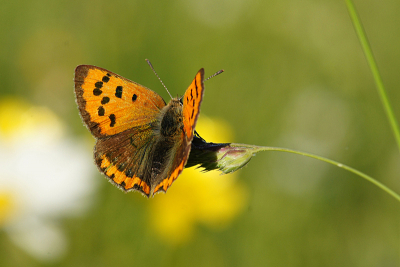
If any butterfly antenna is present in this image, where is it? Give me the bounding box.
[145,59,173,99]
[205,69,224,81]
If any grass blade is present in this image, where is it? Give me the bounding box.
[345,0,400,152]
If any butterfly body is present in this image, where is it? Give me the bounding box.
[75,65,204,197]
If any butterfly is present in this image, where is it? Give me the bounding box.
[74,63,205,197]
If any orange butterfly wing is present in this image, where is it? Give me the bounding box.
[94,125,157,197]
[75,65,167,196]
[74,65,166,138]
[153,68,205,194]
[182,68,205,141]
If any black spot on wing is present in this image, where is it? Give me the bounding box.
[109,114,116,127]
[98,106,105,116]
[102,76,110,83]
[115,86,123,98]
[95,82,103,88]
[93,88,102,96]
[194,78,199,97]
[101,96,110,104]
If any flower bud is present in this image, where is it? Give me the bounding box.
[187,136,263,174]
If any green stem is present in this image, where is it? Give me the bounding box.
[233,144,400,202]
[345,0,400,152]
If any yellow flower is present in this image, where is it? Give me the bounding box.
[147,116,248,245]
[0,192,15,227]
[0,97,63,142]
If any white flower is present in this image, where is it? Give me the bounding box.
[0,98,97,261]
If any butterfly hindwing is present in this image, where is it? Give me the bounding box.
[75,65,166,138]
[152,131,189,194]
[94,124,158,197]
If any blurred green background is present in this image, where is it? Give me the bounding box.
[0,0,399,266]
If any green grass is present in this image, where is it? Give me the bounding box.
[346,0,400,151]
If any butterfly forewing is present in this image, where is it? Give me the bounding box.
[182,68,205,141]
[75,65,166,138]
